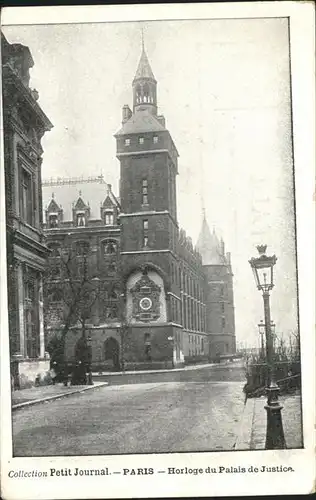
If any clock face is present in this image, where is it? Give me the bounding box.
[139,297,152,311]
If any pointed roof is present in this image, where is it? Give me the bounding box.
[196,216,226,266]
[47,197,61,213]
[133,47,156,82]
[102,194,114,208]
[74,196,87,211]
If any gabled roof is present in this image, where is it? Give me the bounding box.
[115,109,165,136]
[47,198,61,213]
[74,196,87,211]
[102,195,115,208]
[196,216,227,266]
[133,47,156,82]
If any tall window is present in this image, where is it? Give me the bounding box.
[153,136,158,144]
[48,214,58,228]
[105,211,114,225]
[125,138,130,146]
[21,168,33,225]
[143,219,149,248]
[221,302,225,314]
[139,137,144,144]
[76,213,85,227]
[142,179,148,205]
[221,317,226,330]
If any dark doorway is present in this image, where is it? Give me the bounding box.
[104,337,120,371]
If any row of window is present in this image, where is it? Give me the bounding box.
[188,335,204,347]
[48,240,118,257]
[48,210,115,229]
[124,136,159,147]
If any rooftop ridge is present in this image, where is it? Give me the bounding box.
[42,174,106,187]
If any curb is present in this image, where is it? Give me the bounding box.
[92,361,241,377]
[234,397,255,450]
[12,382,109,411]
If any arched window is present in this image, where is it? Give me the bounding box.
[103,241,117,255]
[143,83,150,102]
[136,85,141,103]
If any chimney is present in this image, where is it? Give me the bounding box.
[122,105,132,124]
[157,115,165,127]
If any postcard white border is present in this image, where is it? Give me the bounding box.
[1,2,315,499]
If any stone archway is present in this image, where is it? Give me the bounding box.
[104,337,120,371]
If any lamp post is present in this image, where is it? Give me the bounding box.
[258,320,265,359]
[258,320,276,360]
[249,244,286,449]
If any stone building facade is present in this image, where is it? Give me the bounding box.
[42,44,236,369]
[2,33,53,387]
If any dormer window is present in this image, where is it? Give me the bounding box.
[153,136,158,144]
[125,138,131,146]
[48,214,58,228]
[139,137,144,145]
[76,212,85,227]
[105,210,114,226]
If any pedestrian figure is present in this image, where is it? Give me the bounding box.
[50,362,57,385]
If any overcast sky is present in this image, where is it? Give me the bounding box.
[3,18,298,347]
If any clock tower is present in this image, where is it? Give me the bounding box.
[115,42,182,366]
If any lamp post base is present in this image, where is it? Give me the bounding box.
[264,383,286,449]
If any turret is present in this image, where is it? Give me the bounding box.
[132,42,157,115]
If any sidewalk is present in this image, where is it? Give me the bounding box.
[12,381,108,411]
[235,391,303,450]
[92,359,242,377]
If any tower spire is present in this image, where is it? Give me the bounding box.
[141,26,144,52]
[132,33,157,115]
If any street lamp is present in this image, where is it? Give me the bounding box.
[249,245,286,449]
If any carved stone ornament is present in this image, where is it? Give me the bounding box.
[130,268,161,323]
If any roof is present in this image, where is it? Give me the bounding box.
[133,47,156,82]
[196,216,227,266]
[115,108,166,136]
[42,176,119,222]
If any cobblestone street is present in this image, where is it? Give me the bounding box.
[13,380,245,456]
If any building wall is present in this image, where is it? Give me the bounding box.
[203,263,236,357]
[2,34,52,387]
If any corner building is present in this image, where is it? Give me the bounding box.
[43,45,236,368]
[2,34,53,387]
